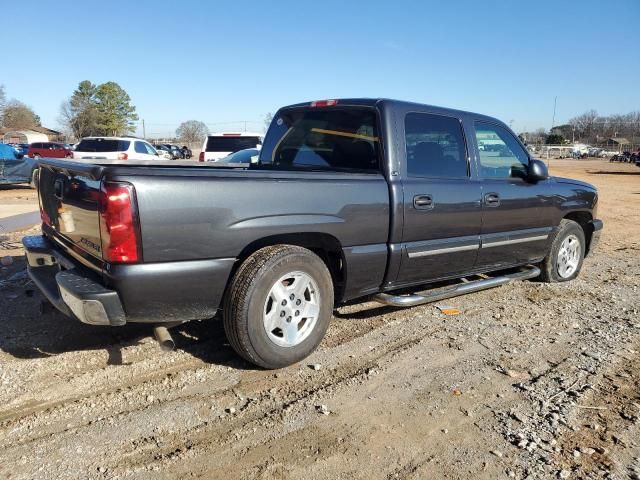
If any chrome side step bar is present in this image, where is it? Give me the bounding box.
[372,265,540,308]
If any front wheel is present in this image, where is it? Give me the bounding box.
[539,219,586,282]
[223,245,334,369]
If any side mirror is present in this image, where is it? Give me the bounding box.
[527,159,548,182]
[510,159,548,182]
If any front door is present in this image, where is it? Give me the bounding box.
[473,121,553,269]
[395,111,482,287]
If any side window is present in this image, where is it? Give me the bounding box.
[143,143,157,155]
[475,122,529,178]
[134,141,148,154]
[405,112,468,178]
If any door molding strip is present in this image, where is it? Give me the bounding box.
[481,234,549,248]
[408,243,479,258]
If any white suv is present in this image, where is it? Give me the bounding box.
[72,137,161,161]
[199,132,263,162]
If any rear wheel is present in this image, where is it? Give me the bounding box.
[539,219,585,283]
[223,245,334,369]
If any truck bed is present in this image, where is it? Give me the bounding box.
[37,158,391,304]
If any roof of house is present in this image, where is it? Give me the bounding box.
[608,137,630,144]
[0,126,61,136]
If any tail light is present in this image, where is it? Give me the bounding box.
[198,151,204,162]
[117,152,129,160]
[311,99,337,107]
[99,182,140,263]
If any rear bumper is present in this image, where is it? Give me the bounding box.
[23,235,235,325]
[587,219,603,256]
[23,235,126,326]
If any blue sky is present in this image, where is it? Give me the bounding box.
[3,0,639,137]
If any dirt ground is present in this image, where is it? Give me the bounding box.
[0,159,638,480]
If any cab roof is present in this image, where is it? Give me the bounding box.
[280,98,505,126]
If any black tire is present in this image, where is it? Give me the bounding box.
[223,245,334,369]
[539,219,586,283]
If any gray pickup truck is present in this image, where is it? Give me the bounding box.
[24,98,603,368]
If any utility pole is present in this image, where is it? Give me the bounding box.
[142,119,146,139]
[548,96,557,167]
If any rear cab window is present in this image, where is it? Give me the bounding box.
[77,139,131,152]
[258,107,380,172]
[206,136,261,153]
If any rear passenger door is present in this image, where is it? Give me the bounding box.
[395,112,482,287]
[473,121,553,269]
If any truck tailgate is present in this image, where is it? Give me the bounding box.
[38,162,104,262]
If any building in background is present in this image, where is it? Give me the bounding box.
[1,126,64,144]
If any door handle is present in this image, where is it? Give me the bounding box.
[413,194,434,210]
[484,192,500,207]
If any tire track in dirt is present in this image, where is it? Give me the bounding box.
[114,331,435,473]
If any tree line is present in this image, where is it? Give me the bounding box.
[521,110,640,145]
[58,81,213,144]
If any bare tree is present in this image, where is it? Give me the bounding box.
[175,120,209,146]
[59,95,100,140]
[569,110,599,142]
[567,110,640,143]
[2,100,40,129]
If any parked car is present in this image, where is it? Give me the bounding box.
[18,143,31,156]
[153,145,174,160]
[0,143,39,187]
[8,143,26,156]
[28,142,73,159]
[215,148,260,164]
[587,147,603,157]
[25,98,603,369]
[73,137,161,161]
[199,132,263,162]
[610,151,631,163]
[600,150,617,158]
[162,144,185,159]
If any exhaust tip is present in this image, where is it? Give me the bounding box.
[153,326,175,352]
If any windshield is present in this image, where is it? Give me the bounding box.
[219,148,260,163]
[77,139,130,152]
[258,107,379,172]
[206,136,261,153]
